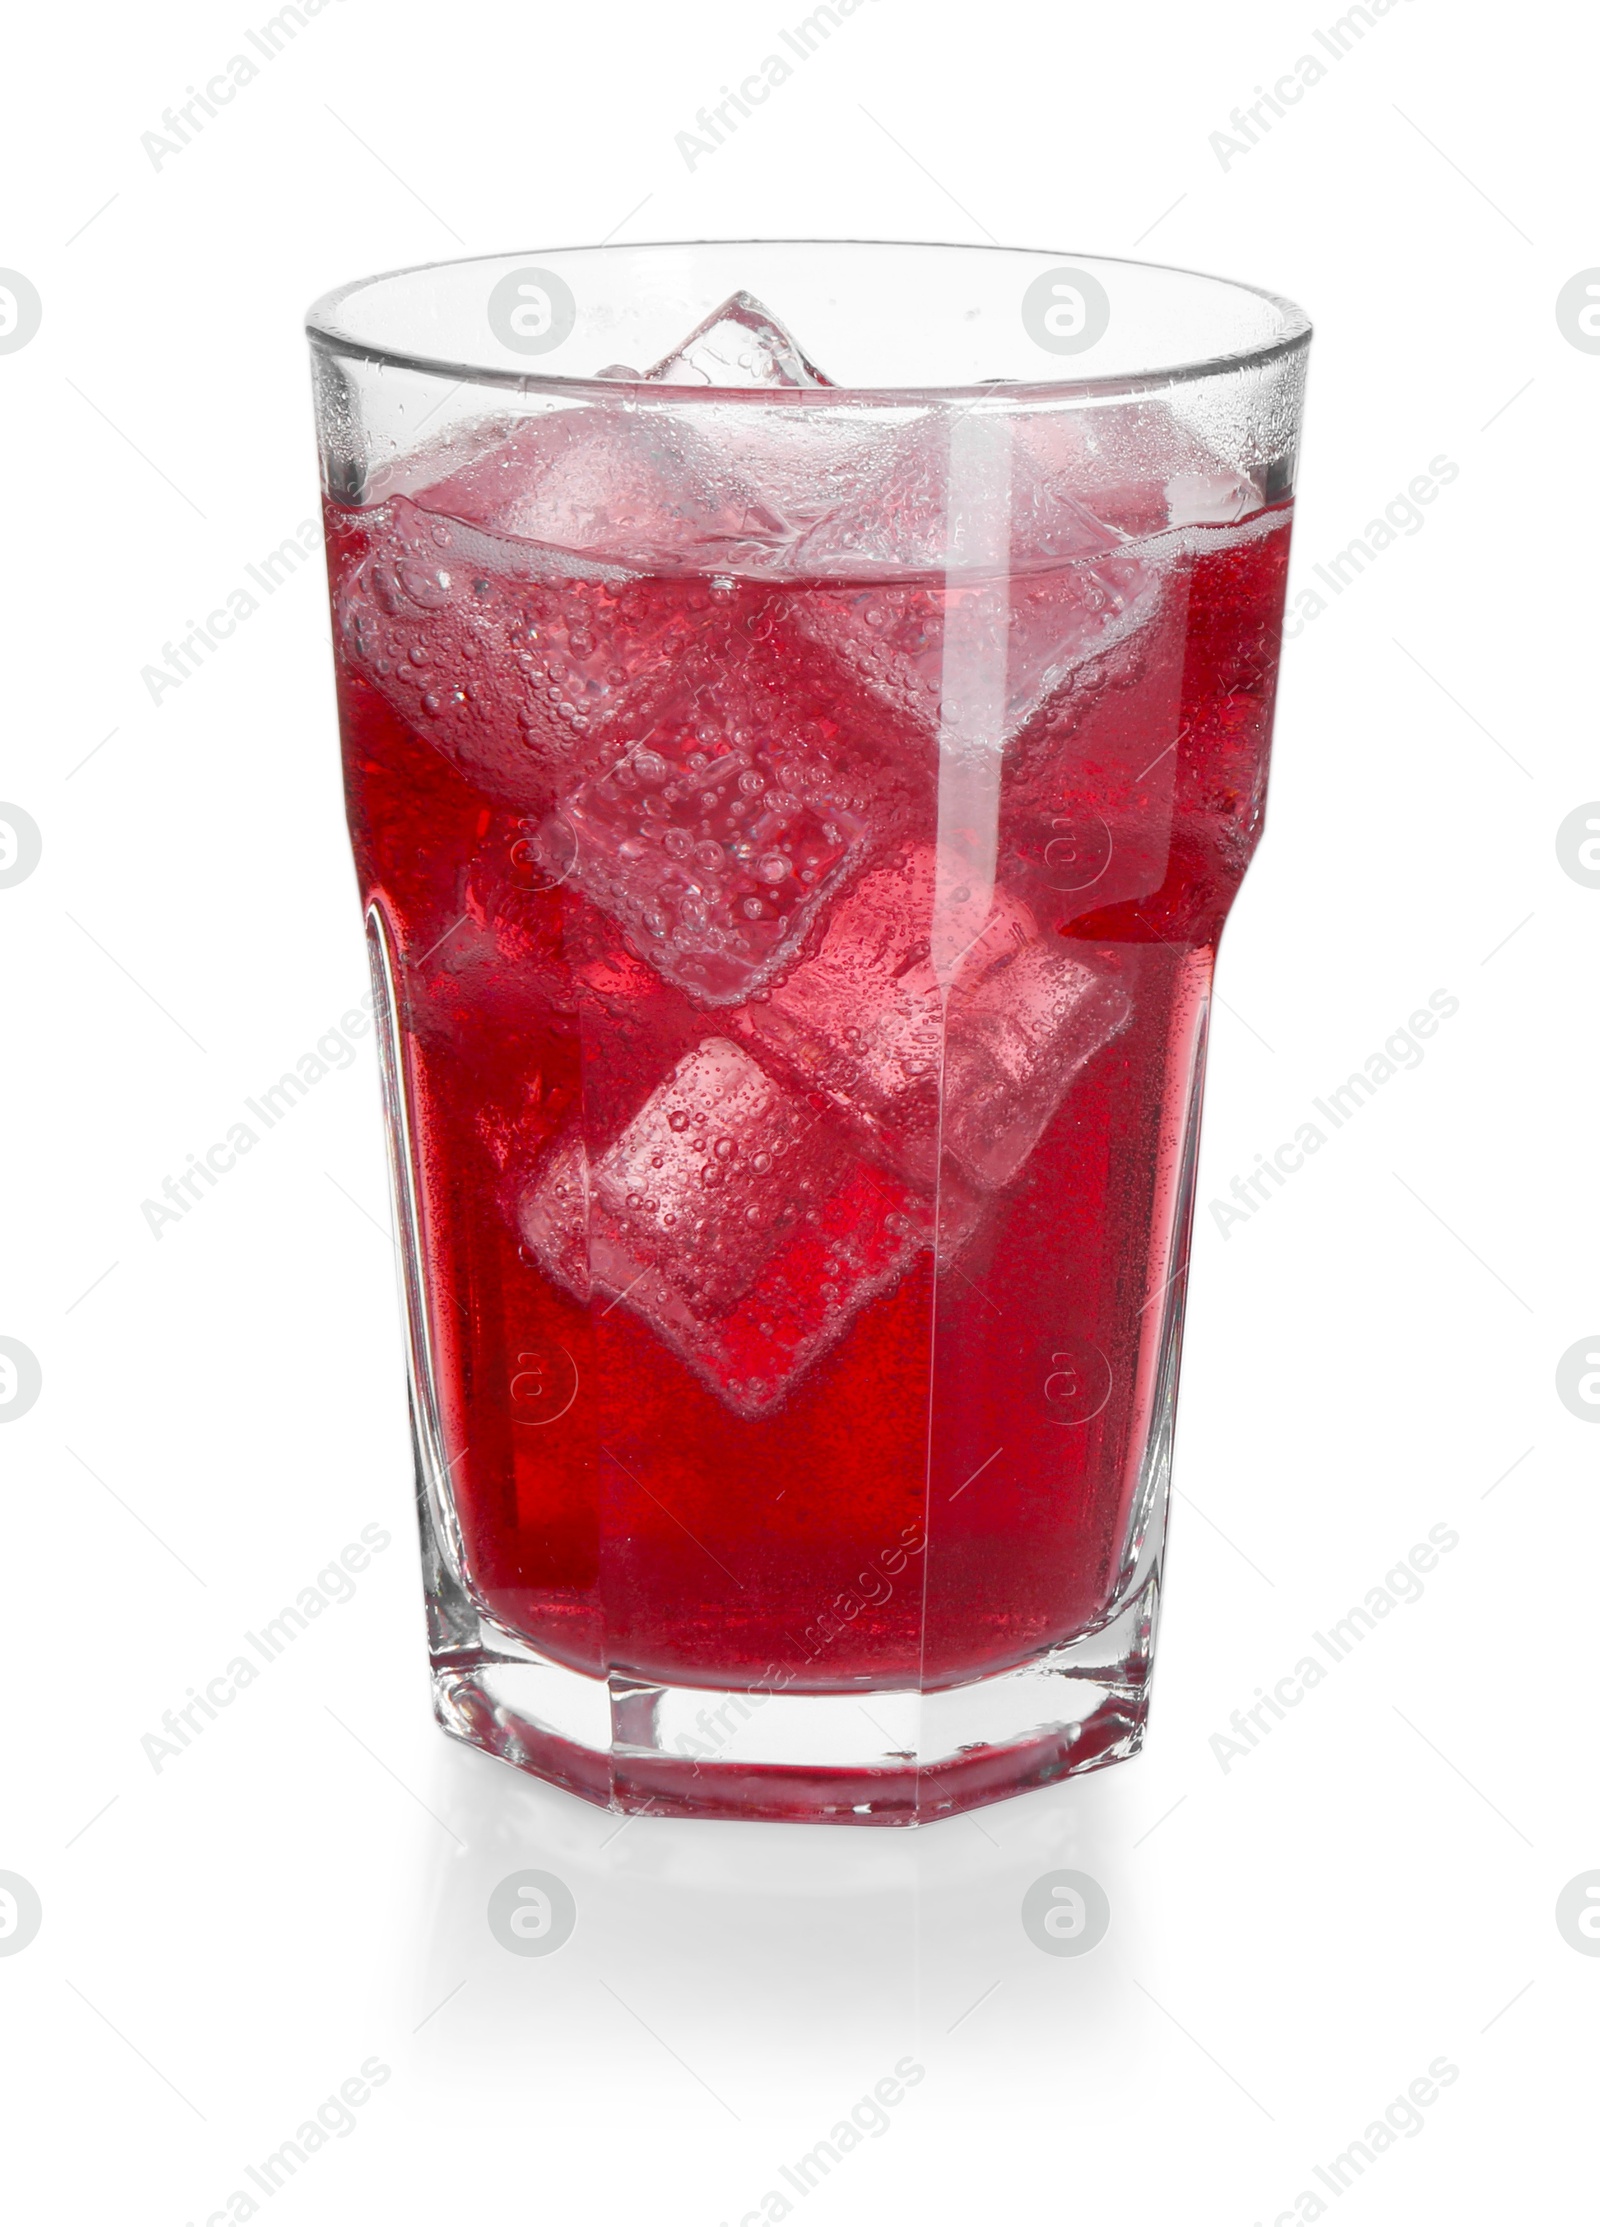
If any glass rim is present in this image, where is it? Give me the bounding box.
[304,236,1312,407]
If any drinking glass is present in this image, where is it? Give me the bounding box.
[307,241,1309,1824]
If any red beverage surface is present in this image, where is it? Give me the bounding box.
[327,451,1290,1695]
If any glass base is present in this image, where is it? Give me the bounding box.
[420,1462,1162,1827]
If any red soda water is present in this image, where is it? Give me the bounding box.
[325,413,1290,1707]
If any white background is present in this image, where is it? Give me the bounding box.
[2,2,1592,2220]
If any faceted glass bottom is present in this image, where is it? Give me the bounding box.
[418,1448,1164,1826]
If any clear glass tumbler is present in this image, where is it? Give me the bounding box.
[307,242,1309,1824]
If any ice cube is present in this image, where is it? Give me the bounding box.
[791,407,1127,578]
[588,1037,846,1316]
[777,407,1167,755]
[736,848,953,1186]
[786,554,1162,761]
[781,396,1268,755]
[519,1131,594,1300]
[415,405,800,574]
[332,493,725,810]
[518,1041,939,1416]
[1014,401,1263,538]
[642,291,834,388]
[421,296,827,576]
[536,641,885,1005]
[739,846,1129,1192]
[942,932,1131,1189]
[1163,468,1258,528]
